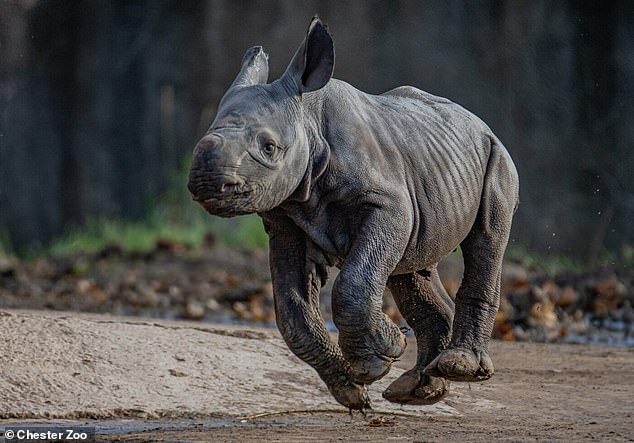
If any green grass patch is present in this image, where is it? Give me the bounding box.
[0,226,17,261]
[44,154,268,257]
[505,243,631,274]
[46,213,268,257]
[505,244,584,274]
[212,213,269,250]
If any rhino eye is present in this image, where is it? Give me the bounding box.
[262,141,277,156]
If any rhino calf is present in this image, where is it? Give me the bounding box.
[188,18,519,410]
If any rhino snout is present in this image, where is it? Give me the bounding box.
[194,133,223,153]
[187,173,246,202]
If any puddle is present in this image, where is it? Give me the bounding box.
[564,318,633,347]
[95,418,239,435]
[18,416,337,438]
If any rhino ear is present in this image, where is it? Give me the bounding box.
[283,17,334,93]
[230,46,269,89]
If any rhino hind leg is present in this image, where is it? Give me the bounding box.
[423,235,504,382]
[424,142,518,382]
[383,269,454,404]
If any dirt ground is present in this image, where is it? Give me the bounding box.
[0,310,632,442]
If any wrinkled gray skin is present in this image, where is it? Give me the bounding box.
[188,19,519,410]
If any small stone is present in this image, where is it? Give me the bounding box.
[76,279,95,293]
[205,298,221,311]
[556,286,578,308]
[232,301,250,320]
[185,301,205,320]
[169,369,187,377]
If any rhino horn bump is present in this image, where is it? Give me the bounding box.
[230,45,269,88]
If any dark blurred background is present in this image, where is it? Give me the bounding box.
[1,0,633,260]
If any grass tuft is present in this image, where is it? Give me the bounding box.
[46,213,268,256]
[42,154,269,257]
[504,243,631,274]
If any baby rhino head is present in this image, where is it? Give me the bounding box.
[188,18,334,217]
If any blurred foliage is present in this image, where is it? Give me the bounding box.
[0,227,13,260]
[18,155,269,258]
[45,213,268,257]
[505,243,633,275]
[505,245,585,274]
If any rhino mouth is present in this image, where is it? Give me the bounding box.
[190,181,256,217]
[192,182,250,201]
[198,189,253,207]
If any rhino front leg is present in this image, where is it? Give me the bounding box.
[263,212,369,410]
[425,143,518,382]
[332,210,408,385]
[383,268,454,404]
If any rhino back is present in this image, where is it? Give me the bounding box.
[310,80,496,270]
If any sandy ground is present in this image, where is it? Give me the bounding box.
[0,310,632,442]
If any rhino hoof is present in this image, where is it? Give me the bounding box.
[328,380,371,411]
[423,347,494,382]
[345,324,407,384]
[383,370,449,405]
[349,354,394,384]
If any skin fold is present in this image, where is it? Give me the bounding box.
[188,18,519,410]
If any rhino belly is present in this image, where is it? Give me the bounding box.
[391,185,481,275]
